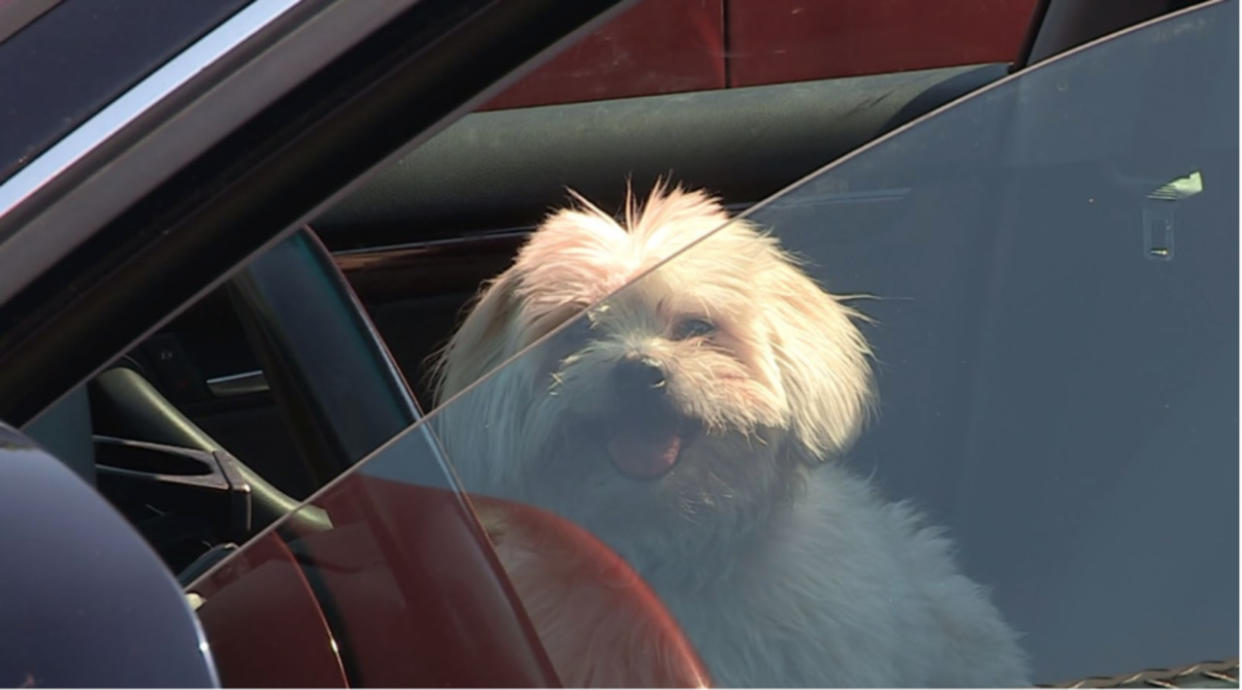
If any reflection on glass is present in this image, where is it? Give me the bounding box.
[431,182,1029,687]
[192,4,1236,687]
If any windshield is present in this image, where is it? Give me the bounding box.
[192,2,1237,685]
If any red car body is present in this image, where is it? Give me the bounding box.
[483,0,1039,110]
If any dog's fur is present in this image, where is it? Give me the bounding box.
[432,184,1029,687]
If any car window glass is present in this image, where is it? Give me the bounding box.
[327,1,1047,409]
[65,0,1047,590]
[316,0,1040,258]
[189,3,1237,685]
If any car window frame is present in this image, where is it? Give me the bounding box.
[0,0,636,428]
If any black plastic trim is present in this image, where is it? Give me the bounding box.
[1012,0,1053,71]
[1019,0,1208,68]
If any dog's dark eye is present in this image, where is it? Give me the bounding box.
[673,317,716,340]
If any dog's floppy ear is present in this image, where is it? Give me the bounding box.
[761,255,874,461]
[430,270,523,405]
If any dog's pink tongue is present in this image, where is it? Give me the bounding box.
[607,430,682,480]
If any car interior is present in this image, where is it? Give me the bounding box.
[74,2,1040,568]
[6,0,1235,686]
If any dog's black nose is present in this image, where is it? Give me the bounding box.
[613,353,666,392]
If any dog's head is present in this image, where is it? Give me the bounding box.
[432,184,873,565]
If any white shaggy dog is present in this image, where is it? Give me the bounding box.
[432,184,1029,687]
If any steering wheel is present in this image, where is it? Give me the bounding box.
[123,228,709,687]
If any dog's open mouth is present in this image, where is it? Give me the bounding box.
[603,413,699,481]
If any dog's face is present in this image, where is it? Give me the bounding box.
[433,186,872,567]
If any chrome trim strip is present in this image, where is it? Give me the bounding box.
[0,0,299,217]
[0,0,419,306]
[206,370,269,397]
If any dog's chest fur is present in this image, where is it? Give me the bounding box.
[633,463,1030,687]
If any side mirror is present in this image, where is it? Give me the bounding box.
[0,422,218,687]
